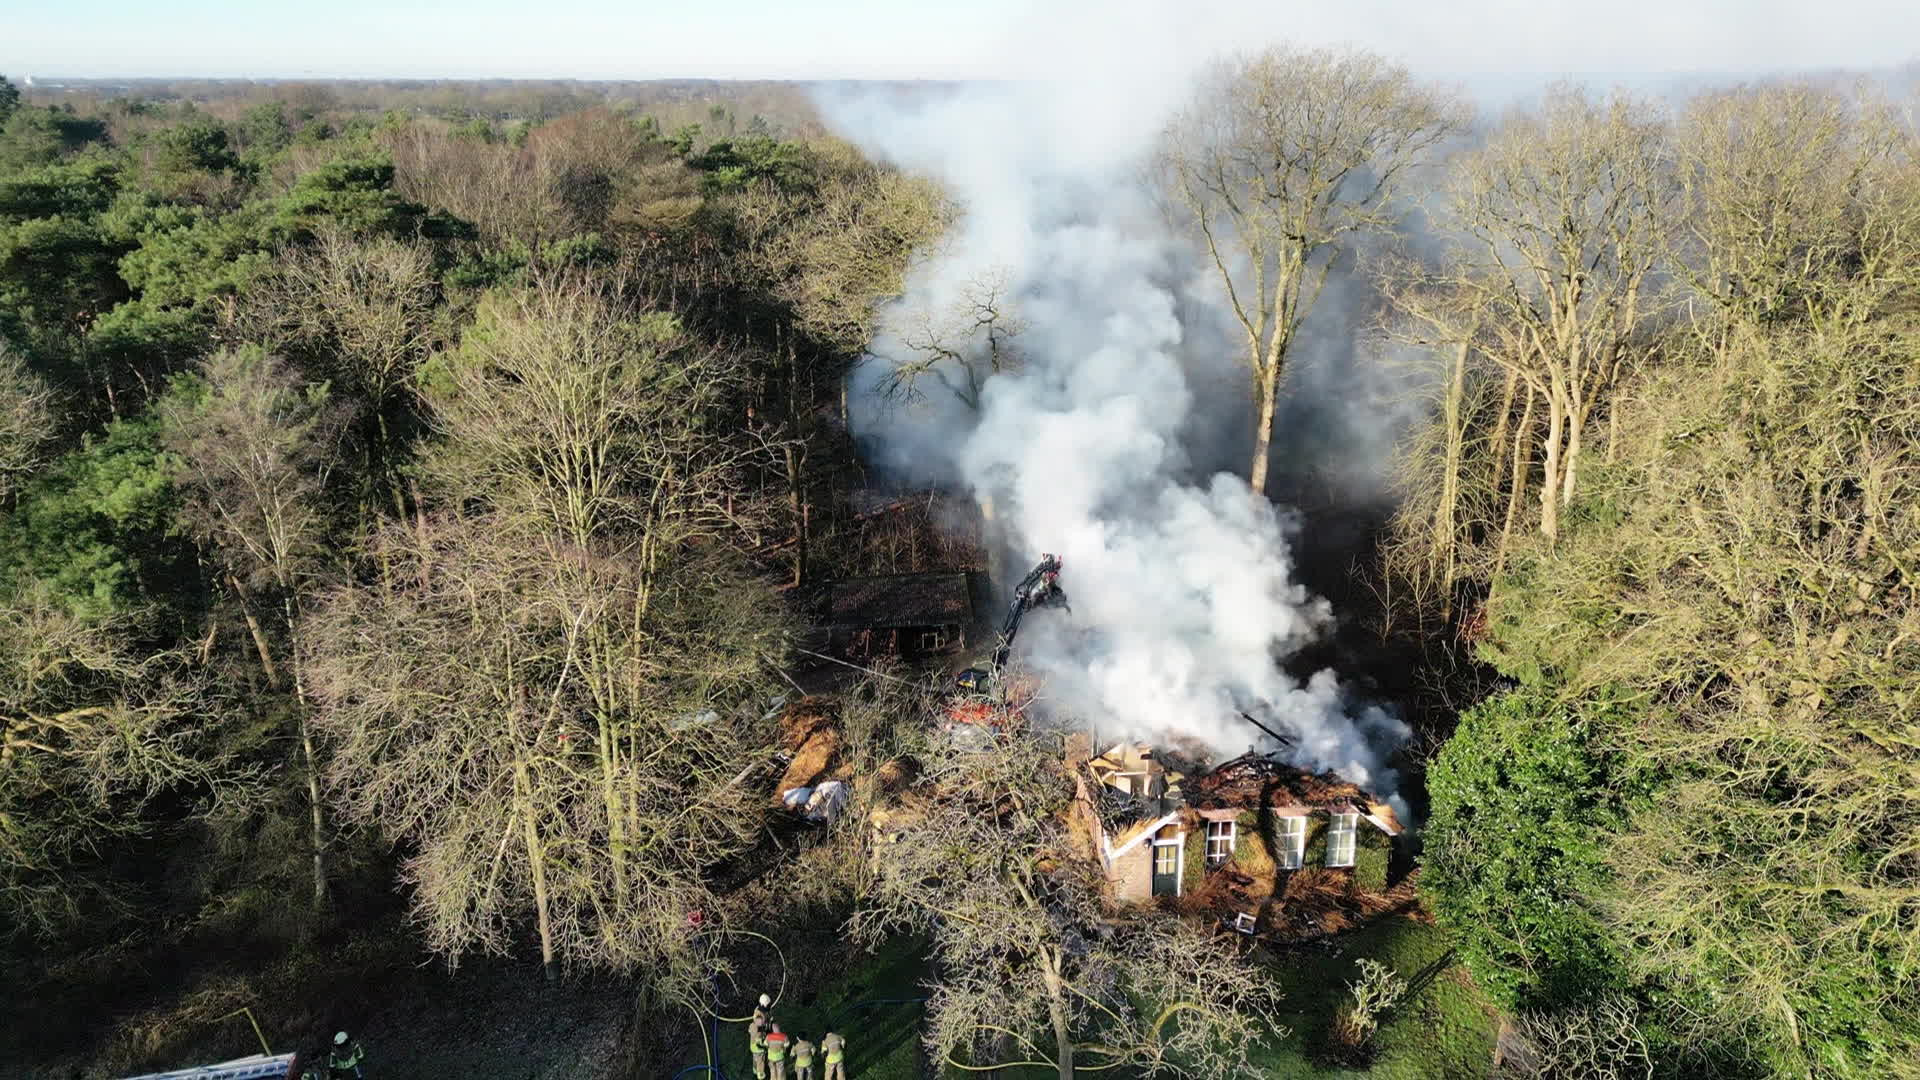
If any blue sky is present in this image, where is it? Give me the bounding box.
[5,0,1918,81]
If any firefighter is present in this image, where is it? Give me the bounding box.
[327,1031,366,1079]
[764,1021,792,1080]
[753,992,772,1027]
[748,1011,769,1080]
[821,1030,846,1080]
[791,1033,817,1080]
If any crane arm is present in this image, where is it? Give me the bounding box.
[989,554,1067,668]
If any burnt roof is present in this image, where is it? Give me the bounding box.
[1186,753,1379,814]
[827,573,971,628]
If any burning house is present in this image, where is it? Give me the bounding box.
[1069,737,1402,930]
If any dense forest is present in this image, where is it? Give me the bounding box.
[1,57,1916,1080]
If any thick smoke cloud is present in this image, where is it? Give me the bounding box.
[819,60,1411,805]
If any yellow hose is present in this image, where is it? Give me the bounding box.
[697,927,789,1022]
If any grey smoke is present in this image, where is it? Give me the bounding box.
[820,59,1411,808]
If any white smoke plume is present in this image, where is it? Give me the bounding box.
[819,34,1411,805]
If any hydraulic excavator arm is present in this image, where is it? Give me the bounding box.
[955,554,1068,695]
[991,553,1067,667]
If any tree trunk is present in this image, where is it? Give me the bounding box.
[510,689,557,981]
[1495,384,1537,577]
[1560,399,1584,509]
[298,712,328,911]
[517,754,556,981]
[1248,364,1280,497]
[1539,393,1565,542]
[197,617,220,666]
[1434,341,1471,615]
[1041,961,1075,1080]
[784,443,808,588]
[598,706,628,906]
[228,575,282,689]
[281,593,329,912]
[1487,369,1518,496]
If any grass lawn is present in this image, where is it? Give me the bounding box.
[953,918,1495,1080]
[696,936,930,1080]
[1245,917,1497,1079]
[682,919,1494,1079]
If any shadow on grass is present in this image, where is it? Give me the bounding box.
[703,937,930,1080]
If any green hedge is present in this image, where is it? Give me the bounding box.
[1182,825,1206,895]
[1352,842,1389,892]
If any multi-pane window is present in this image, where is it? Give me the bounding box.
[1154,842,1178,874]
[1205,820,1235,866]
[1326,812,1359,868]
[1275,815,1306,869]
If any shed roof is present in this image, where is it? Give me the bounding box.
[827,573,971,628]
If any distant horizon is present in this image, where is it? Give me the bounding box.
[15,66,1900,117]
[8,0,1917,89]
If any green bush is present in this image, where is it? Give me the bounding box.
[1421,688,1630,1011]
[0,415,185,618]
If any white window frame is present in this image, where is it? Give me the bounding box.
[1275,815,1306,869]
[1233,911,1258,934]
[1326,812,1359,868]
[1205,819,1235,866]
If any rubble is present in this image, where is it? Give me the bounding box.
[780,779,850,823]
[770,696,844,803]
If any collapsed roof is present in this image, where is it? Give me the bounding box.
[1083,742,1402,838]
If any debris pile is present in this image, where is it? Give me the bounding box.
[771,696,844,802]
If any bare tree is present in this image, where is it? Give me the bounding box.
[1431,87,1672,542]
[879,266,1025,411]
[381,108,677,252]
[1330,958,1407,1063]
[0,586,213,941]
[1158,46,1463,495]
[244,228,439,410]
[240,227,440,523]
[307,500,784,988]
[854,722,1282,1079]
[1376,268,1502,614]
[420,274,765,552]
[1672,82,1920,338]
[309,275,791,987]
[159,346,345,909]
[0,342,54,502]
[1501,996,1655,1080]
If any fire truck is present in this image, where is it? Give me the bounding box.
[121,1053,301,1080]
